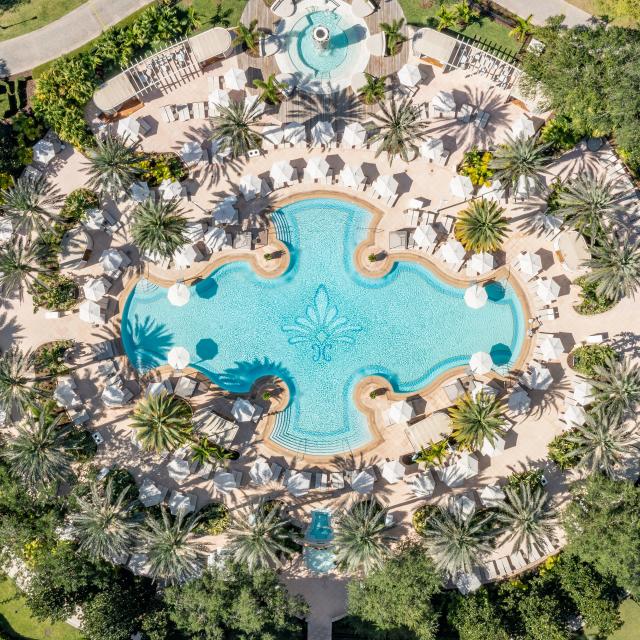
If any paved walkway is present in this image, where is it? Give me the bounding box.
[495,0,592,27]
[0,0,152,76]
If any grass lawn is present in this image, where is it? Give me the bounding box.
[0,578,83,640]
[579,599,640,640]
[0,0,87,43]
[564,0,638,26]
[183,0,247,33]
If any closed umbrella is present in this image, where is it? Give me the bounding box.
[168,282,190,307]
[508,387,531,414]
[310,121,335,146]
[521,364,553,390]
[79,300,105,324]
[387,399,414,424]
[263,125,284,146]
[398,63,421,86]
[239,174,264,200]
[464,284,488,309]
[213,470,237,494]
[180,141,203,163]
[450,175,474,199]
[33,139,56,165]
[517,251,542,277]
[411,472,435,497]
[481,434,505,457]
[342,122,367,147]
[511,116,536,138]
[159,179,182,200]
[208,89,230,114]
[536,277,560,304]
[351,469,374,494]
[373,174,398,200]
[167,346,190,370]
[117,117,140,142]
[283,121,306,144]
[130,181,150,202]
[270,160,295,184]
[83,277,111,302]
[432,90,456,113]
[414,223,438,248]
[232,398,257,422]
[420,137,444,161]
[249,457,273,485]
[340,164,365,188]
[224,66,247,90]
[479,484,506,508]
[573,381,594,405]
[564,404,587,426]
[441,239,465,265]
[538,334,563,361]
[381,460,405,484]
[100,249,126,273]
[469,252,494,275]
[306,156,330,179]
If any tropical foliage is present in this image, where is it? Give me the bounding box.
[414,438,449,467]
[358,73,386,105]
[232,19,260,53]
[547,430,581,471]
[574,275,616,315]
[380,18,407,56]
[130,197,188,262]
[570,343,618,378]
[458,148,493,187]
[85,133,141,199]
[449,391,506,451]
[0,239,48,298]
[0,347,47,417]
[253,73,287,105]
[209,99,264,159]
[455,199,508,252]
[539,115,582,153]
[509,14,534,42]
[590,355,640,420]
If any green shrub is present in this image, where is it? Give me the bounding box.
[60,188,100,224]
[458,148,493,187]
[103,467,139,501]
[32,340,73,377]
[540,116,582,153]
[548,431,580,470]
[545,178,567,213]
[571,344,618,377]
[31,274,79,312]
[574,276,616,315]
[412,504,435,535]
[194,501,230,536]
[506,468,544,490]
[135,152,187,186]
[69,429,98,462]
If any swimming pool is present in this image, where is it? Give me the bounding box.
[304,547,335,573]
[306,510,333,544]
[121,197,525,455]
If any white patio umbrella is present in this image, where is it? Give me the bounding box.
[130,181,150,202]
[450,174,474,199]
[213,470,237,494]
[54,383,78,409]
[573,380,594,405]
[477,179,505,201]
[159,179,182,200]
[249,458,273,485]
[270,160,296,184]
[517,251,542,277]
[208,89,230,114]
[479,484,506,508]
[224,66,247,90]
[441,239,466,265]
[117,117,140,142]
[168,492,196,515]
[306,156,330,179]
[470,351,493,374]
[351,469,374,494]
[398,63,421,87]
[283,121,306,144]
[481,434,506,457]
[522,363,553,390]
[373,174,398,200]
[508,387,531,414]
[538,334,563,361]
[469,252,494,275]
[411,472,435,497]
[511,115,536,138]
[173,245,199,269]
[564,404,587,426]
[342,122,367,147]
[33,139,56,165]
[458,453,479,478]
[99,248,127,273]
[204,227,226,251]
[239,174,264,200]
[232,398,257,422]
[167,282,190,307]
[340,164,366,188]
[79,300,105,324]
[245,94,265,116]
[139,479,165,507]
[381,460,405,484]
[310,120,335,146]
[449,494,476,519]
[464,284,488,309]
[83,277,111,302]
[262,125,284,145]
[516,175,538,199]
[414,223,438,248]
[536,277,560,304]
[432,90,455,113]
[455,571,482,595]
[180,141,203,163]
[167,458,190,481]
[387,399,415,424]
[437,464,467,488]
[212,201,238,225]
[286,471,311,497]
[420,137,444,161]
[102,384,126,405]
[167,346,190,370]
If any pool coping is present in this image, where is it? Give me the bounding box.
[116,189,535,465]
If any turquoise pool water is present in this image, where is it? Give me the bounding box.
[121,197,525,455]
[305,547,335,573]
[306,510,333,544]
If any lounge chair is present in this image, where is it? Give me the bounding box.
[482,560,498,580]
[192,102,206,119]
[443,379,465,402]
[91,340,116,361]
[159,105,175,123]
[313,472,328,490]
[269,462,283,482]
[176,104,190,121]
[458,103,475,123]
[174,376,197,399]
[475,111,490,129]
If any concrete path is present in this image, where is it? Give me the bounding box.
[494,0,592,27]
[0,0,153,76]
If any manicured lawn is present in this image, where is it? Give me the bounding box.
[0,578,84,640]
[580,599,640,640]
[565,0,637,26]
[0,0,86,42]
[183,0,247,32]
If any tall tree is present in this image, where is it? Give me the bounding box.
[591,355,640,420]
[130,198,188,263]
[0,346,48,417]
[450,391,506,451]
[209,99,263,159]
[0,239,49,298]
[455,199,509,253]
[449,589,509,640]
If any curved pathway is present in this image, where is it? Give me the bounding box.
[0,0,152,76]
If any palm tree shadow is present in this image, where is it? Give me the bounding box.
[0,311,24,351]
[282,88,364,129]
[122,315,175,371]
[205,356,295,395]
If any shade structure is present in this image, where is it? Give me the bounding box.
[139,478,165,507]
[340,163,366,188]
[573,380,594,405]
[208,89,230,114]
[411,471,435,497]
[511,115,536,138]
[432,90,456,113]
[33,139,56,164]
[342,122,367,147]
[521,364,553,390]
[83,277,111,302]
[204,227,226,251]
[517,251,542,277]
[232,398,257,422]
[167,282,190,307]
[470,252,494,275]
[79,300,105,324]
[159,179,182,200]
[477,179,505,201]
[381,460,405,484]
[480,484,506,508]
[100,249,126,273]
[117,116,140,142]
[213,470,237,494]
[449,494,476,519]
[450,174,474,199]
[564,404,587,426]
[373,174,398,199]
[306,156,330,179]
[414,223,438,248]
[508,387,531,414]
[212,200,238,225]
[420,136,444,160]
[249,457,273,485]
[441,239,466,265]
[398,62,421,86]
[310,120,335,146]
[173,245,199,269]
[387,399,415,424]
[270,160,296,184]
[130,181,150,202]
[262,125,284,145]
[239,174,264,200]
[180,141,203,163]
[536,277,560,304]
[481,434,506,457]
[283,121,306,144]
[167,346,190,370]
[464,284,488,309]
[286,471,311,497]
[455,571,482,595]
[351,469,374,494]
[224,66,247,90]
[538,334,563,361]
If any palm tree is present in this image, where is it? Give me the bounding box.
[584,232,640,302]
[209,99,263,159]
[130,391,192,453]
[450,392,506,451]
[422,506,493,575]
[0,174,61,236]
[333,500,390,575]
[1,412,75,493]
[253,74,287,105]
[0,347,47,417]
[555,174,626,244]
[369,96,428,164]
[232,20,260,54]
[380,18,407,55]
[85,132,141,199]
[455,0,478,28]
[489,134,551,196]
[0,239,49,298]
[414,439,449,467]
[137,508,203,585]
[495,484,556,555]
[455,199,508,253]
[590,356,640,420]
[509,14,534,42]
[71,478,137,561]
[190,437,233,468]
[358,73,386,106]
[566,410,639,478]
[130,198,188,263]
[227,500,296,571]
[436,5,457,31]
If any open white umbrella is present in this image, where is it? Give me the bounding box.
[450,175,474,199]
[224,66,247,90]
[573,381,594,405]
[173,245,199,269]
[139,479,165,507]
[411,472,435,497]
[283,121,306,144]
[167,282,190,307]
[538,334,563,361]
[481,434,505,457]
[310,121,335,146]
[387,399,414,424]
[511,115,536,138]
[102,384,126,405]
[213,470,237,494]
[449,494,476,519]
[420,137,444,161]
[517,251,542,277]
[470,351,493,374]
[208,89,230,115]
[83,277,111,302]
[306,156,330,179]
[204,227,226,251]
[480,484,506,508]
[79,300,105,325]
[508,387,531,414]
[437,464,466,488]
[381,460,405,484]
[130,181,150,203]
[54,383,79,409]
[464,284,488,309]
[212,201,238,225]
[286,471,311,497]
[262,125,284,145]
[167,346,190,370]
[180,141,203,164]
[564,404,587,426]
[398,63,421,87]
[373,174,398,200]
[239,174,264,200]
[168,491,196,516]
[414,223,438,248]
[100,249,126,273]
[249,457,273,485]
[441,239,466,265]
[351,469,374,494]
[340,164,366,188]
[521,363,553,390]
[270,160,295,184]
[159,179,182,200]
[477,179,505,201]
[536,277,560,304]
[342,122,367,147]
[117,117,140,142]
[432,90,456,113]
[232,398,257,422]
[469,252,494,275]
[33,139,56,165]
